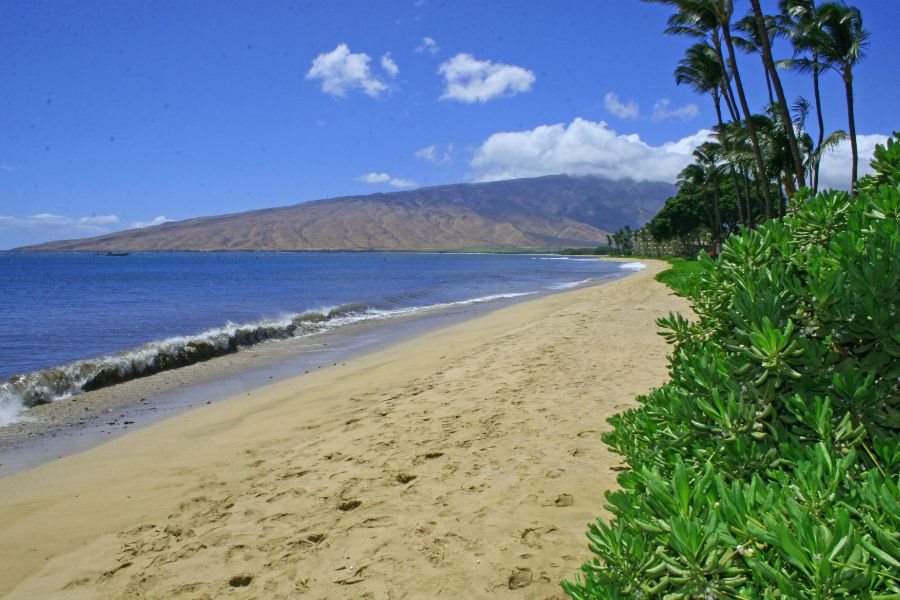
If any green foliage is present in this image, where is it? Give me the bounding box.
[648,177,744,251]
[655,258,706,299]
[856,132,900,195]
[610,226,636,255]
[564,138,900,599]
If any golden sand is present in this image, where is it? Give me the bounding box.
[0,259,691,599]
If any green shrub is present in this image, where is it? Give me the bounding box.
[564,135,900,599]
[656,258,706,299]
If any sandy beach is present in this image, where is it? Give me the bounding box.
[0,259,691,599]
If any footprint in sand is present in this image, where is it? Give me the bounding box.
[396,472,417,484]
[338,500,362,511]
[228,574,253,587]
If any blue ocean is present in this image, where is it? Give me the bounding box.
[0,252,641,424]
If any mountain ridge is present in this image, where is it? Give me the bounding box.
[16,175,675,252]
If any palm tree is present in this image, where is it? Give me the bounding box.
[646,0,776,215]
[675,43,747,226]
[734,13,776,105]
[814,1,869,191]
[675,42,727,123]
[693,142,725,248]
[746,0,807,191]
[716,119,767,222]
[779,0,827,192]
[792,97,849,191]
[677,162,718,251]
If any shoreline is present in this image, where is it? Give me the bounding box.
[0,267,630,477]
[0,259,690,598]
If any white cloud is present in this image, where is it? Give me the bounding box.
[381,53,399,77]
[469,117,712,183]
[132,215,170,228]
[604,92,640,120]
[79,214,120,225]
[651,98,700,122]
[438,53,535,103]
[356,172,418,188]
[306,43,388,97]
[416,36,439,54]
[415,143,453,165]
[818,133,889,190]
[0,163,13,172]
[0,212,121,249]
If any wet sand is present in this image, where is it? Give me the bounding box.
[0,259,691,599]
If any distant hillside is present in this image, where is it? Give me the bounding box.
[17,175,675,252]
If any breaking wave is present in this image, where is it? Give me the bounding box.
[547,278,594,290]
[0,292,533,426]
[618,262,647,271]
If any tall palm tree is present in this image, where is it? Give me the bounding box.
[814,1,869,191]
[717,119,770,221]
[675,42,727,123]
[693,142,725,248]
[779,0,827,192]
[675,42,747,226]
[677,161,720,251]
[747,0,807,191]
[646,0,776,214]
[734,13,776,105]
[792,97,849,191]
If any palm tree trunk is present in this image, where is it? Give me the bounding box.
[721,82,739,122]
[741,165,755,228]
[713,92,746,228]
[812,60,825,193]
[721,24,775,218]
[731,168,746,227]
[713,178,722,252]
[843,68,859,193]
[748,0,806,190]
[711,31,741,124]
[754,175,769,220]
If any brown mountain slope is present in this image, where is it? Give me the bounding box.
[17,175,675,252]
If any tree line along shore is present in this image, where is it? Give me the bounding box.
[562,1,898,597]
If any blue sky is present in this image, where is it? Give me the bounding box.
[1,0,897,248]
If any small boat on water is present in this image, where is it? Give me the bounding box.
[105,252,130,256]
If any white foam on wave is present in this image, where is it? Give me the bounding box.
[0,292,540,427]
[547,278,593,290]
[618,262,647,271]
[364,292,536,320]
[0,396,22,428]
[533,257,599,262]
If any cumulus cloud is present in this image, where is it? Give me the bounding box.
[381,53,399,77]
[132,216,170,229]
[651,98,700,122]
[356,172,418,188]
[416,36,439,54]
[469,118,712,183]
[604,92,640,120]
[415,144,453,165]
[0,212,121,249]
[818,133,889,190]
[306,43,389,97]
[604,94,699,122]
[79,214,120,225]
[438,53,535,103]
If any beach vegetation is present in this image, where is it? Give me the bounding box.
[654,258,705,298]
[563,135,899,599]
[610,0,872,262]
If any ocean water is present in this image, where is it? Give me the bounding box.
[0,252,642,424]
